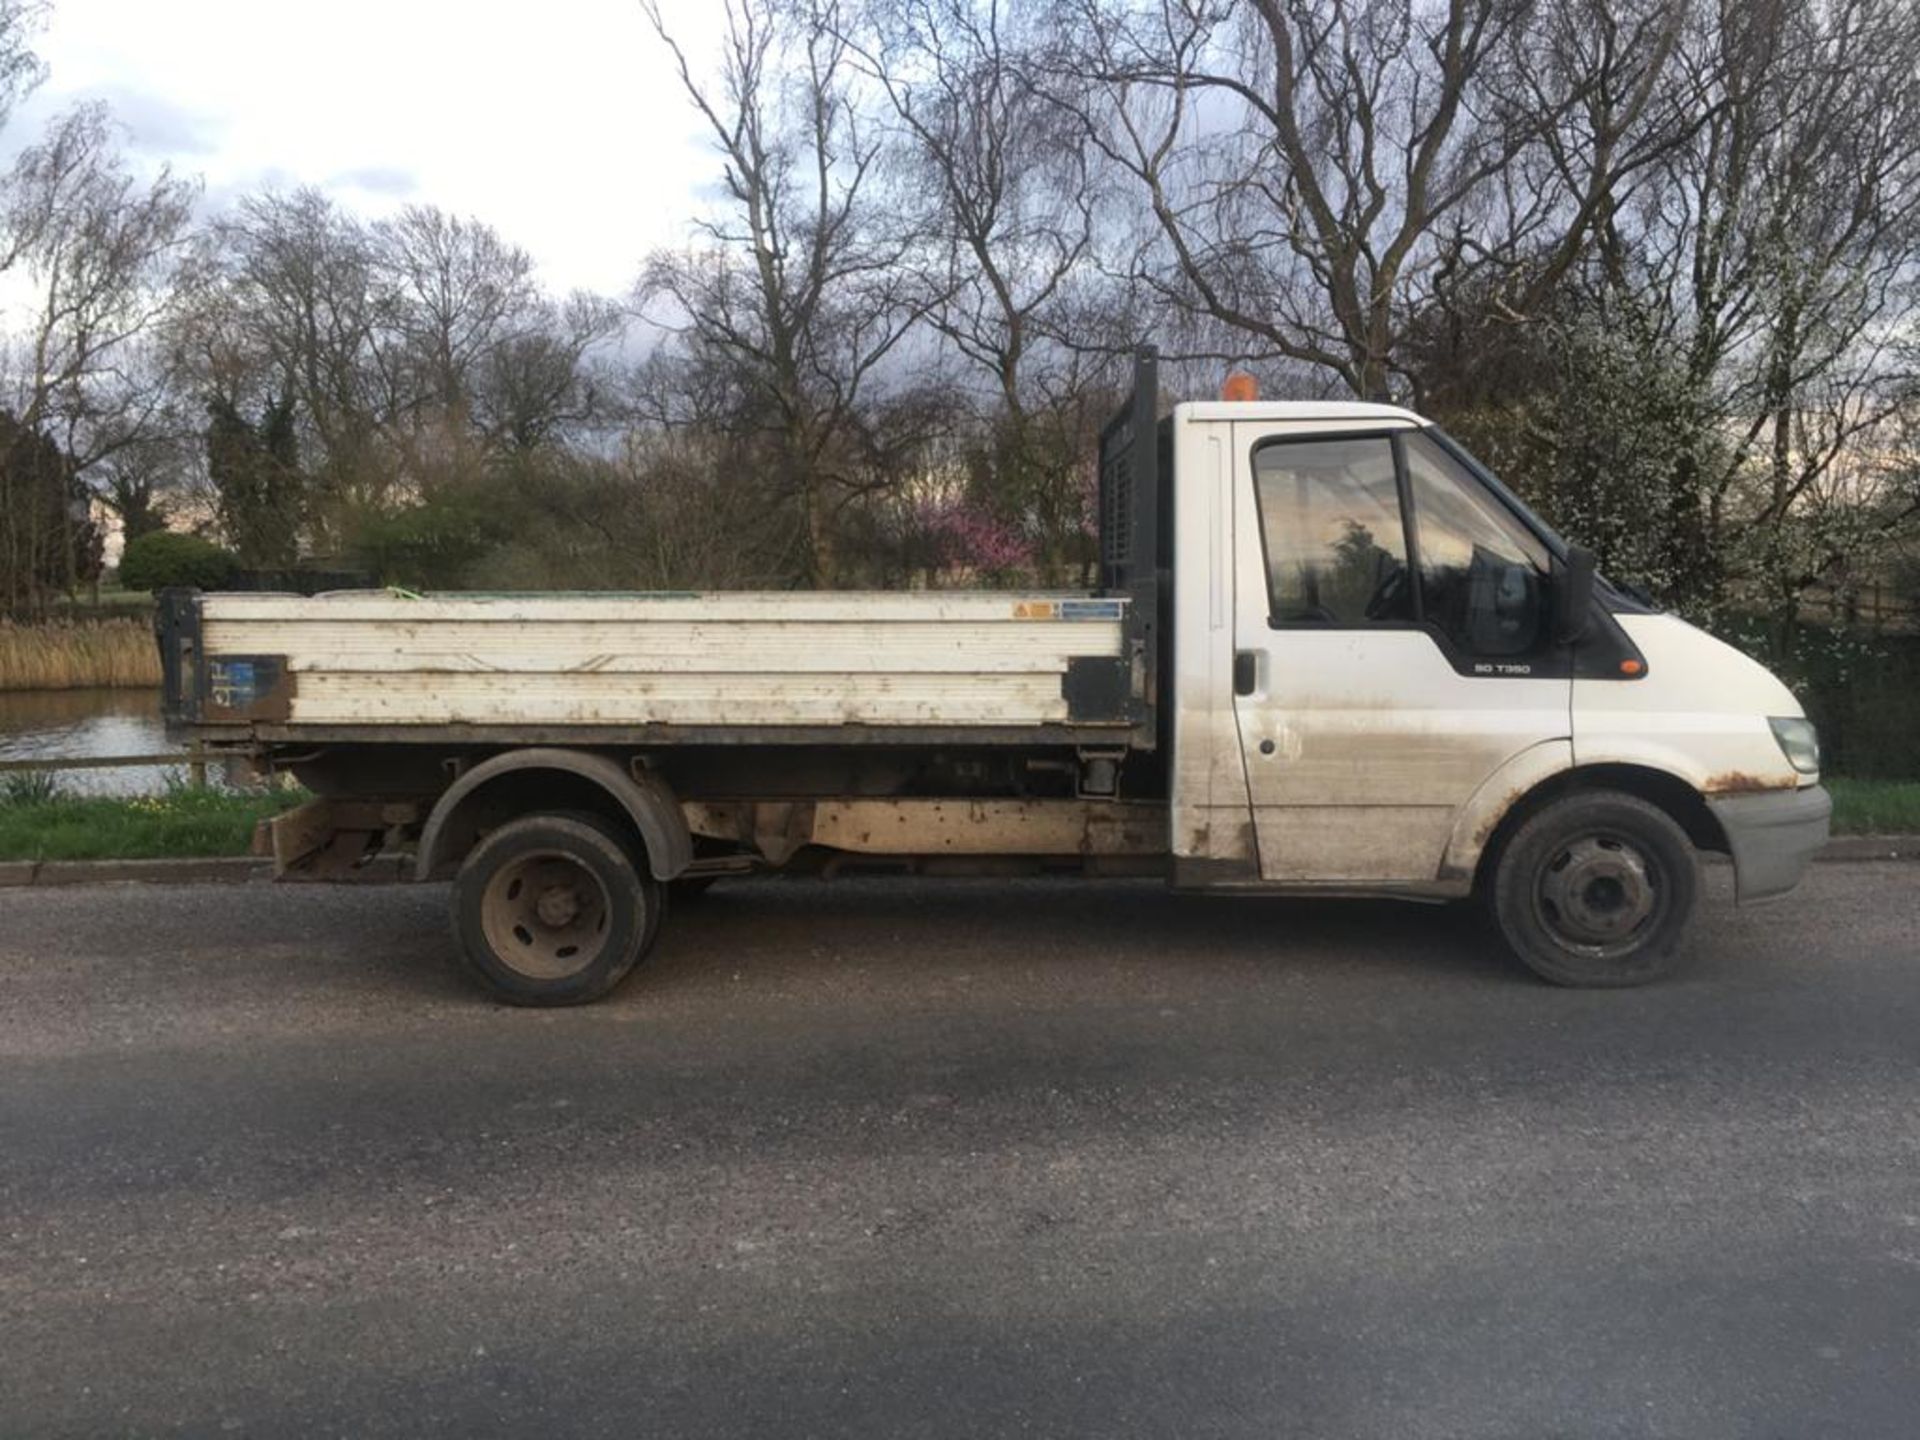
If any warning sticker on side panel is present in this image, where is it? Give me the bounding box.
[1011,599,1127,621]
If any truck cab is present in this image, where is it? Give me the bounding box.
[1145,373,1830,981]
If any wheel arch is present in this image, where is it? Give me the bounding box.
[1466,761,1730,896]
[415,748,692,883]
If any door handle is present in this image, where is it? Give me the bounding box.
[1233,650,1258,696]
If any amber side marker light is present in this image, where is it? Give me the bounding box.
[1221,373,1259,402]
[1620,659,1645,676]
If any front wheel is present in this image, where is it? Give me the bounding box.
[1490,790,1699,988]
[451,812,660,1006]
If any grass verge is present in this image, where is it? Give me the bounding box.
[0,783,308,862]
[0,619,160,690]
[1826,777,1920,835]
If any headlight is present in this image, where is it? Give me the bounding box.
[1769,716,1820,774]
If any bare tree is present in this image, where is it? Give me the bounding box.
[373,206,540,415]
[1608,0,1920,621]
[180,191,625,559]
[186,189,396,542]
[1400,0,1920,630]
[372,204,623,472]
[1,105,197,462]
[1726,0,1920,639]
[84,337,204,544]
[852,0,1093,411]
[0,103,196,607]
[843,0,1117,576]
[1402,0,1691,415]
[640,0,926,585]
[1049,0,1576,399]
[0,0,42,143]
[472,289,624,455]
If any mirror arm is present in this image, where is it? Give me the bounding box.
[1553,545,1598,646]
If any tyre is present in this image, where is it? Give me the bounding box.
[1490,790,1699,988]
[451,812,661,1006]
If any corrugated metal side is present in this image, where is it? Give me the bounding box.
[291,672,1071,726]
[198,593,1128,730]
[202,622,1107,674]
[200,594,1120,623]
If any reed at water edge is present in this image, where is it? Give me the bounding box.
[0,619,162,691]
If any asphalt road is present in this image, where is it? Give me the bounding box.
[2,863,1917,1439]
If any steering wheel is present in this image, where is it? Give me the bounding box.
[1365,564,1411,621]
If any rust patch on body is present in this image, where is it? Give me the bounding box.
[1474,789,1530,850]
[1702,771,1797,796]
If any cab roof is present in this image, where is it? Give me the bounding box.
[1172,399,1428,426]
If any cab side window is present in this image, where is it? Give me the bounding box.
[1253,437,1414,627]
[1402,433,1550,657]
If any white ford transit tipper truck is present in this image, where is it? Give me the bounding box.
[159,348,1830,1004]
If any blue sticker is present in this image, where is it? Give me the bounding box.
[1058,599,1127,621]
[208,657,282,711]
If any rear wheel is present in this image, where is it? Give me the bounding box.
[1490,790,1699,987]
[452,812,660,1006]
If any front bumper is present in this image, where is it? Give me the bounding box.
[1708,784,1832,903]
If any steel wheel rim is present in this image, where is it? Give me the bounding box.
[1533,831,1663,960]
[479,849,612,980]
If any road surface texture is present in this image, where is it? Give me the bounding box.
[2,863,1916,1438]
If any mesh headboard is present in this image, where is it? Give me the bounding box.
[1097,345,1159,593]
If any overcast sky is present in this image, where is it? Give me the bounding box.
[8,0,731,297]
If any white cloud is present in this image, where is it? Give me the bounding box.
[7,0,731,296]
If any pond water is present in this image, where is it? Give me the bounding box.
[0,688,190,796]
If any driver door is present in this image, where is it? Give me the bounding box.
[1230,425,1570,883]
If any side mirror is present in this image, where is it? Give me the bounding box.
[1552,545,1597,646]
